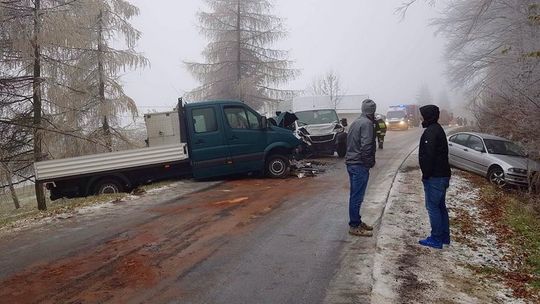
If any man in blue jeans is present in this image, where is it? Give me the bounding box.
[418,105,451,249]
[345,99,377,237]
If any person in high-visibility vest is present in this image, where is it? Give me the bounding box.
[375,114,387,149]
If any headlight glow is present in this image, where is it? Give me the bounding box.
[508,168,527,174]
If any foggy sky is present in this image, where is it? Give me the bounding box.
[123,0,456,115]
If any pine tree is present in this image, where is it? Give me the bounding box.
[48,0,148,153]
[0,0,84,210]
[186,0,299,109]
[0,0,147,209]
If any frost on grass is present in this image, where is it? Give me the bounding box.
[0,181,183,234]
[445,171,523,303]
[446,173,512,270]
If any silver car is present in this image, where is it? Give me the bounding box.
[447,132,540,187]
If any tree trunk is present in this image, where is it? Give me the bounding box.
[33,0,47,211]
[3,170,20,209]
[97,10,112,152]
[236,0,242,101]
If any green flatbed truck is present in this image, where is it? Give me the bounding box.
[35,100,302,200]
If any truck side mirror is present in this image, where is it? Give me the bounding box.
[261,116,268,129]
[340,118,348,127]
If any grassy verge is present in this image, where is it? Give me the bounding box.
[505,196,540,290]
[473,180,540,300]
[0,193,126,230]
[0,180,178,231]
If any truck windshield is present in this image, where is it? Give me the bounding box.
[387,111,406,119]
[295,110,339,126]
[483,139,526,157]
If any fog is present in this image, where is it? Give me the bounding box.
[123,0,459,115]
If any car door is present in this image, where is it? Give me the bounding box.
[187,105,234,179]
[463,135,490,175]
[448,133,471,170]
[222,105,267,173]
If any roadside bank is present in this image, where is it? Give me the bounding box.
[371,149,538,303]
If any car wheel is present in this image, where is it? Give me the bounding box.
[488,167,506,187]
[94,179,124,195]
[266,155,290,179]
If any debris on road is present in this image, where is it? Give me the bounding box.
[290,159,327,178]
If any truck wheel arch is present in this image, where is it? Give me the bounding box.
[264,142,294,158]
[86,174,131,195]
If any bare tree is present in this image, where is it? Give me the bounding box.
[186,0,299,109]
[310,70,346,109]
[435,0,540,191]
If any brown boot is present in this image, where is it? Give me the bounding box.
[360,222,374,231]
[349,226,373,237]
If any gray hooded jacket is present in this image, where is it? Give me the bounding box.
[345,99,377,168]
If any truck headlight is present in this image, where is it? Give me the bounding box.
[508,168,527,174]
[334,126,345,133]
[399,121,405,124]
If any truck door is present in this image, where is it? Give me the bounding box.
[187,105,233,179]
[222,105,267,173]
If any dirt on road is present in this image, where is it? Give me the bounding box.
[0,175,327,304]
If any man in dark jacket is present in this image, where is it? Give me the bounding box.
[345,99,377,237]
[418,105,451,249]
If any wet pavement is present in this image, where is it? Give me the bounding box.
[0,128,423,304]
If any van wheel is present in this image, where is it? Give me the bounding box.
[337,143,347,158]
[266,155,290,179]
[94,179,124,195]
[488,167,506,187]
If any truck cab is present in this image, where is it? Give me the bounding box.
[182,100,301,179]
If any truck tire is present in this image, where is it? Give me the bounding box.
[337,143,347,158]
[94,178,124,195]
[266,155,290,179]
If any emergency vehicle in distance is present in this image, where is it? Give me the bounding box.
[385,104,420,130]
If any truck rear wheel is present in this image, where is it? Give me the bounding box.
[266,155,290,179]
[94,179,124,195]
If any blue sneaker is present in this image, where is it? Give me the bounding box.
[419,237,443,249]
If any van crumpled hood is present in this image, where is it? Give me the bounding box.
[274,111,298,129]
[303,123,338,136]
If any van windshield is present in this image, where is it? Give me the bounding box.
[295,110,338,125]
[387,111,406,119]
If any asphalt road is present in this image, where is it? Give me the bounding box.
[0,128,423,304]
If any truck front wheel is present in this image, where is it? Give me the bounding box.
[266,155,290,179]
[94,179,124,195]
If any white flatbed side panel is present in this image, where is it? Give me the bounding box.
[34,143,188,181]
